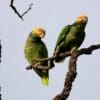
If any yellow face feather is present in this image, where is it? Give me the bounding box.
[75,15,88,23]
[32,27,45,38]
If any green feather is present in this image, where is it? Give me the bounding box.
[55,25,71,47]
[41,75,49,86]
[24,32,49,85]
[54,22,87,63]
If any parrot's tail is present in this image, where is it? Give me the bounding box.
[41,75,49,86]
[33,68,49,86]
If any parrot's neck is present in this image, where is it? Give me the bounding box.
[73,22,87,30]
[29,33,41,42]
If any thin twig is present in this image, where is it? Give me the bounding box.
[21,3,33,17]
[32,52,71,62]
[78,44,100,55]
[32,44,100,62]
[26,64,52,70]
[26,52,71,70]
[10,0,33,20]
[10,0,23,20]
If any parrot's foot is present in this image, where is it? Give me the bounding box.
[54,50,60,58]
[26,65,32,70]
[26,63,40,70]
[70,47,78,54]
[34,62,41,68]
[26,65,34,70]
[49,60,55,67]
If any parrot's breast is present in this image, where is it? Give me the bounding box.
[62,26,85,52]
[24,39,48,64]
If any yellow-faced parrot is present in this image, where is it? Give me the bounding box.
[24,27,49,86]
[54,15,88,62]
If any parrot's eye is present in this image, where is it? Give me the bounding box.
[39,32,45,38]
[32,28,45,38]
[38,29,45,34]
[37,29,45,38]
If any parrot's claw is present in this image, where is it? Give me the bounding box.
[34,63,40,68]
[70,47,78,54]
[26,65,33,70]
[54,50,59,57]
[48,60,55,68]
[26,64,37,70]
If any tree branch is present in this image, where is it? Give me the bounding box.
[30,44,100,70]
[10,0,33,20]
[26,44,100,100]
[53,44,100,100]
[53,52,78,100]
[78,44,100,55]
[32,44,100,62]
[32,52,71,62]
[0,40,1,62]
[0,86,1,100]
[21,3,33,17]
[0,40,2,100]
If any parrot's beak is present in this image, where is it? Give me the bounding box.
[38,29,45,38]
[39,32,45,38]
[75,15,88,23]
[33,27,46,38]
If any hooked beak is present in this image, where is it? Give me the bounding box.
[39,33,45,38]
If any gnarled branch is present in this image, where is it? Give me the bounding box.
[26,44,100,100]
[10,0,33,20]
[53,44,100,100]
[29,44,100,70]
[53,52,78,100]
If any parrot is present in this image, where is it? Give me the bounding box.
[53,15,88,62]
[24,27,49,86]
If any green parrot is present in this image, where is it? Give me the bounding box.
[24,27,49,86]
[54,15,88,62]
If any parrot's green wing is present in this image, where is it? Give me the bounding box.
[54,25,71,62]
[24,33,49,86]
[55,25,71,48]
[53,16,88,63]
[54,24,86,63]
[32,41,49,86]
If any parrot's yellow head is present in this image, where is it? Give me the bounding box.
[75,15,88,23]
[32,27,45,38]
